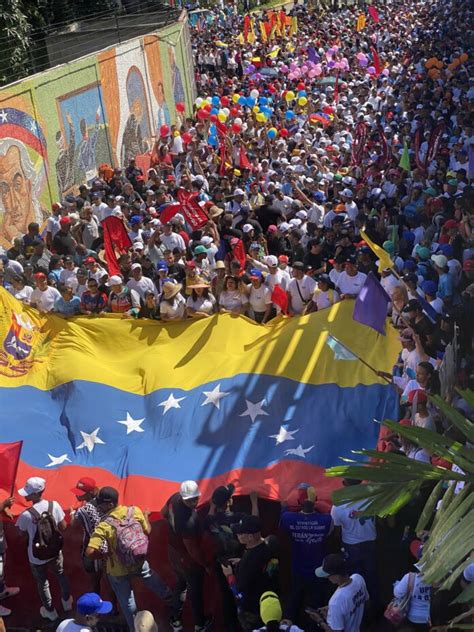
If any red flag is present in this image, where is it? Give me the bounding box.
[102,216,133,277]
[231,238,247,270]
[243,15,251,41]
[239,145,251,170]
[176,189,209,230]
[271,285,289,315]
[159,203,182,225]
[368,6,380,23]
[0,441,22,495]
[370,46,381,77]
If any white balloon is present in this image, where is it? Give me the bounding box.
[234,117,243,125]
[195,97,203,107]
[250,89,259,99]
[223,107,230,116]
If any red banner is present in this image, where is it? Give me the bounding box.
[370,46,381,77]
[0,440,22,495]
[176,189,209,230]
[425,123,445,166]
[102,216,133,276]
[239,146,252,170]
[368,6,380,23]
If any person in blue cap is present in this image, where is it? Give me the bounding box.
[56,592,112,632]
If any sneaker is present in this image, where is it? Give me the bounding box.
[170,616,184,631]
[40,606,59,621]
[0,586,20,600]
[62,595,73,611]
[0,605,11,616]
[195,618,213,632]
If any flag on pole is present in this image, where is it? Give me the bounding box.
[326,335,358,361]
[368,6,380,23]
[260,21,268,43]
[289,16,298,36]
[353,272,391,335]
[399,141,411,172]
[356,14,366,31]
[102,216,133,276]
[243,15,251,41]
[359,230,394,273]
[271,285,289,314]
[0,440,23,495]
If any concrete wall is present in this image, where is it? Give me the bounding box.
[0,15,196,249]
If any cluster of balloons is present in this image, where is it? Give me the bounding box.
[425,53,468,80]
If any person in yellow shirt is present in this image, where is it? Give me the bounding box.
[85,487,178,630]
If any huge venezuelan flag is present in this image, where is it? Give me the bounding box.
[0,289,399,510]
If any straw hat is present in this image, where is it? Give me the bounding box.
[209,205,223,219]
[162,281,183,300]
[187,282,210,289]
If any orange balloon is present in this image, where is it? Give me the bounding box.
[435,60,444,69]
[428,68,440,80]
[459,53,468,63]
[425,57,437,69]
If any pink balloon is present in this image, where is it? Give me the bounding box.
[314,66,322,76]
[359,58,368,67]
[382,68,390,76]
[367,66,376,75]
[308,70,316,78]
[290,63,297,71]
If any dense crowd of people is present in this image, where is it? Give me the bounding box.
[0,0,473,628]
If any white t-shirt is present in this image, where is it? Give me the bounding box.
[288,276,316,314]
[160,293,186,319]
[11,285,33,304]
[336,271,367,297]
[56,620,92,632]
[127,276,156,300]
[30,286,61,312]
[46,215,61,238]
[247,284,272,313]
[327,574,369,632]
[265,269,289,292]
[331,501,376,545]
[380,274,401,297]
[16,500,65,564]
[59,268,78,287]
[312,288,340,311]
[160,232,186,252]
[394,573,431,624]
[88,266,107,283]
[219,290,248,313]
[186,294,216,315]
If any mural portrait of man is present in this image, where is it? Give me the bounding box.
[0,107,48,245]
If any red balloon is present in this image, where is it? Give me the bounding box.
[323,106,334,115]
[210,114,218,123]
[230,107,239,117]
[297,82,305,91]
[279,128,289,137]
[221,96,230,107]
[160,125,170,137]
[231,123,242,133]
[176,102,185,113]
[268,85,276,94]
[182,132,192,144]
[197,109,209,120]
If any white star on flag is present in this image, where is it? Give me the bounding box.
[77,427,106,453]
[116,412,145,434]
[0,111,7,123]
[239,399,269,423]
[269,426,299,445]
[284,444,314,459]
[158,393,186,415]
[45,453,71,467]
[201,384,229,409]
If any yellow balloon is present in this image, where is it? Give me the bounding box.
[298,96,308,106]
[256,112,266,123]
[173,130,180,137]
[252,105,260,114]
[218,112,227,122]
[232,94,240,103]
[285,90,295,102]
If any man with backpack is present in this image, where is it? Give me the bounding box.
[16,476,72,622]
[85,486,176,630]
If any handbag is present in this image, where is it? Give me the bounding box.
[384,572,415,626]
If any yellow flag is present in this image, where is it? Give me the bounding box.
[260,21,268,43]
[356,14,366,31]
[289,16,298,36]
[360,230,394,273]
[267,47,280,59]
[248,17,256,44]
[237,32,245,45]
[269,23,277,40]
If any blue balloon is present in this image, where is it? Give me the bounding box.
[208,135,218,147]
[211,95,220,106]
[298,90,307,97]
[209,124,217,135]
[238,96,247,106]
[246,97,256,108]
[211,108,219,115]
[285,110,295,120]
[259,96,268,106]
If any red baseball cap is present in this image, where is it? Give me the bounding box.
[34,272,46,280]
[278,255,289,263]
[71,477,97,496]
[52,203,62,212]
[230,237,240,246]
[443,219,458,229]
[407,389,427,404]
[84,256,96,264]
[60,216,72,225]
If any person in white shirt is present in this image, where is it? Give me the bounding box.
[393,540,431,629]
[380,268,402,297]
[420,280,443,314]
[247,270,273,323]
[159,281,186,321]
[340,190,358,222]
[186,283,217,318]
[218,276,249,314]
[30,273,61,312]
[288,263,316,315]
[160,222,186,252]
[336,257,367,298]
[264,256,290,292]
[84,257,107,284]
[45,204,63,248]
[308,275,340,312]
[9,274,34,304]
[56,592,113,632]
[59,256,78,290]
[16,477,72,622]
[90,195,109,223]
[127,263,156,300]
[311,554,368,632]
[331,479,377,605]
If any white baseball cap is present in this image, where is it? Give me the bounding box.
[431,254,447,268]
[131,263,142,271]
[201,236,213,246]
[106,275,123,287]
[19,477,46,497]
[180,480,201,500]
[243,223,254,233]
[265,255,278,267]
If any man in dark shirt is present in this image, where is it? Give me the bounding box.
[222,515,278,631]
[52,217,77,256]
[402,299,435,347]
[163,480,212,632]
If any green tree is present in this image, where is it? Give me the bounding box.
[326,391,474,626]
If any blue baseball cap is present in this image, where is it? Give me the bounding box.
[156,261,169,271]
[249,269,262,278]
[403,260,416,271]
[421,280,437,296]
[77,592,112,615]
[130,215,142,224]
[313,191,326,202]
[439,243,453,257]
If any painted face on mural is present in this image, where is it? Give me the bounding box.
[0,144,35,241]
